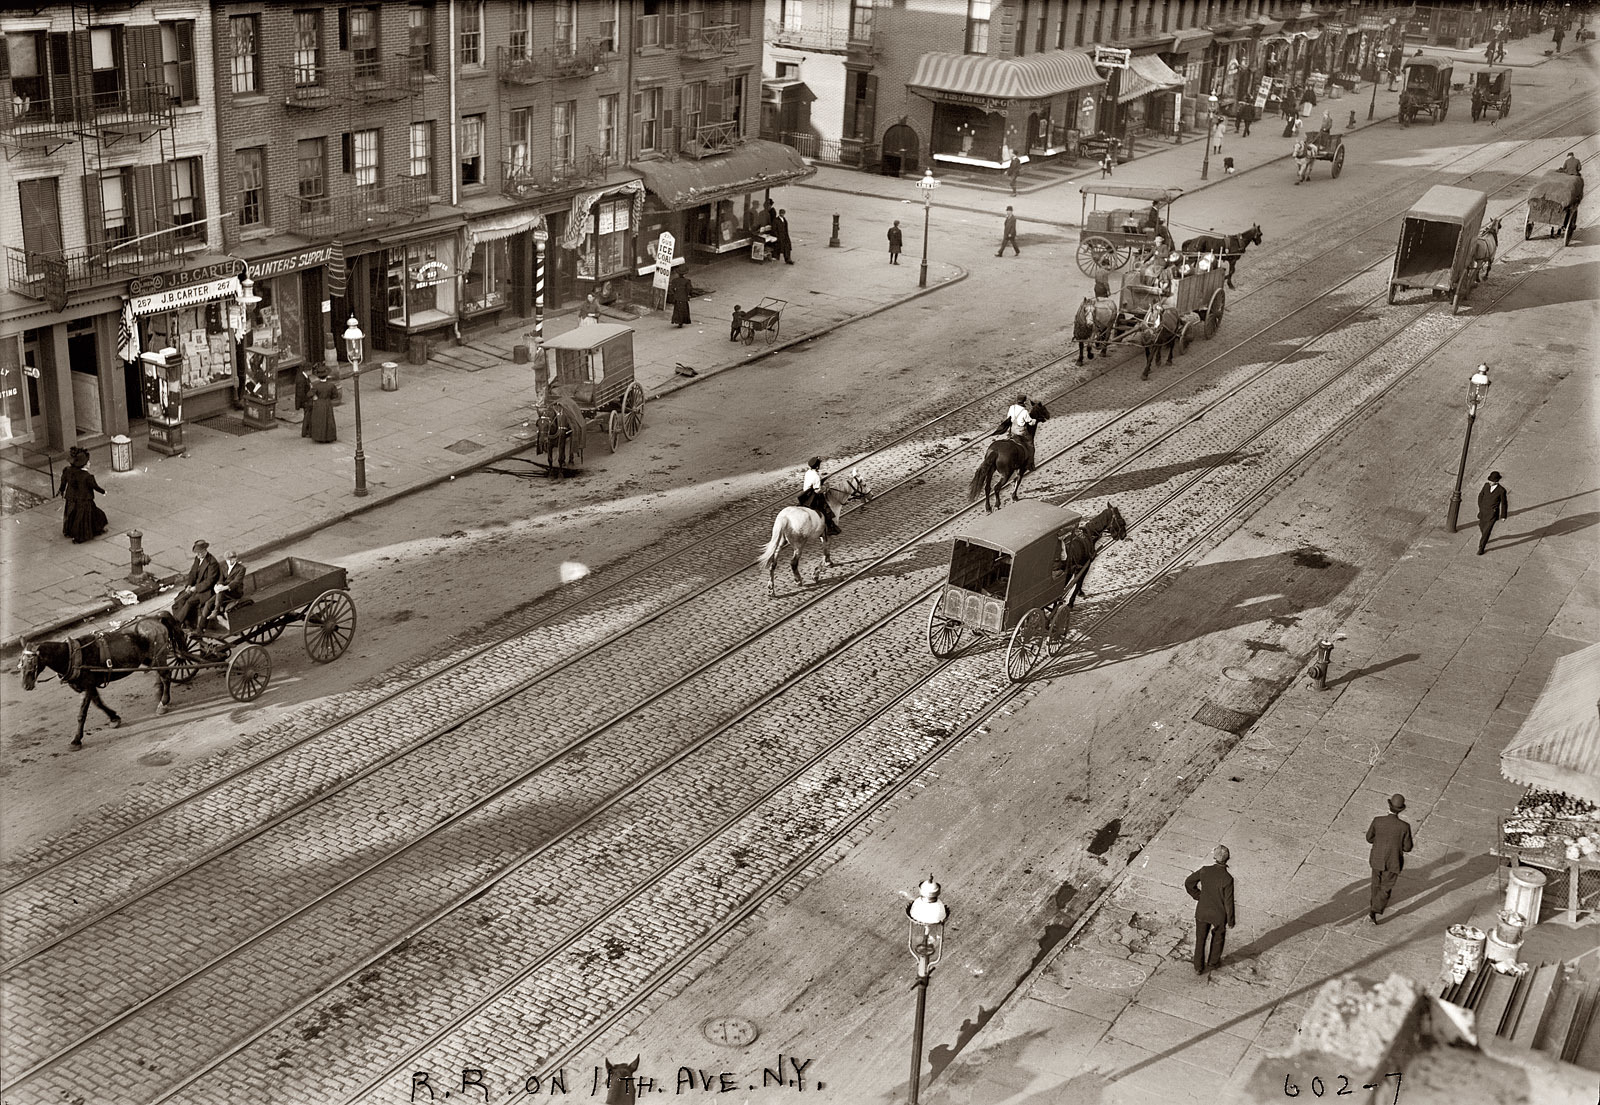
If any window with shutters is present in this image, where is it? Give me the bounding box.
[236,148,266,227]
[555,0,578,53]
[90,26,124,112]
[230,15,259,95]
[408,3,434,72]
[598,94,620,161]
[18,178,64,272]
[6,33,49,121]
[460,114,484,186]
[682,82,704,142]
[780,0,803,31]
[638,0,663,48]
[293,11,322,86]
[409,121,434,192]
[507,108,531,173]
[1015,0,1029,55]
[170,157,205,242]
[510,1,534,57]
[636,87,661,152]
[350,7,379,80]
[353,129,380,190]
[159,21,198,105]
[553,101,576,174]
[459,2,483,66]
[1036,1,1048,51]
[597,0,620,52]
[298,138,327,200]
[100,168,134,246]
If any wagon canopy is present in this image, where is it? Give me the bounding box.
[542,323,635,349]
[951,500,1082,555]
[1531,171,1583,206]
[1402,56,1452,73]
[1080,184,1185,205]
[1405,184,1488,226]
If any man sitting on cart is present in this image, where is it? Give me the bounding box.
[199,551,248,627]
[799,457,842,536]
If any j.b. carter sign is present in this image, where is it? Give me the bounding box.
[127,258,246,298]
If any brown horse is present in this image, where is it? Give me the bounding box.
[534,394,587,473]
[1073,296,1116,365]
[1058,504,1129,606]
[1180,224,1262,289]
[1132,305,1184,378]
[968,400,1051,513]
[18,614,185,747]
[1470,215,1502,281]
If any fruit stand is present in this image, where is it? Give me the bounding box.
[1492,789,1600,922]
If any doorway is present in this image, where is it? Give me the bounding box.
[881,123,919,177]
[67,318,103,435]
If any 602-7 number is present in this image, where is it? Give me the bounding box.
[1285,1071,1401,1103]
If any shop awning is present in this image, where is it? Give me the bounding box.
[1118,54,1185,102]
[630,140,815,211]
[1168,28,1215,55]
[907,50,1103,103]
[762,79,817,105]
[1501,642,1600,803]
[1252,16,1286,36]
[467,209,546,250]
[1211,22,1255,44]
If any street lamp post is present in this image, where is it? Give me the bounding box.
[916,169,940,289]
[1200,93,1218,180]
[341,316,369,498]
[905,876,948,1105]
[1446,365,1492,532]
[1386,18,1399,90]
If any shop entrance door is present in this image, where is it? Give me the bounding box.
[67,318,103,436]
[881,123,919,176]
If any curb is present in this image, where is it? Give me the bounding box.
[3,269,971,657]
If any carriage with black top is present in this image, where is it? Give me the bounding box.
[1389,184,1487,313]
[1076,184,1184,277]
[537,323,647,455]
[926,501,1084,683]
[1471,68,1512,121]
[1399,56,1454,125]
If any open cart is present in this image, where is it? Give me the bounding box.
[1076,184,1184,277]
[739,297,787,345]
[1388,184,1488,313]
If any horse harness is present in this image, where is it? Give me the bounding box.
[66,632,118,683]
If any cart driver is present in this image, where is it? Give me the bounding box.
[800,457,841,537]
[1560,150,1583,176]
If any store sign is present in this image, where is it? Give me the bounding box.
[928,90,1013,113]
[129,276,242,317]
[248,246,334,281]
[411,260,450,288]
[653,232,675,292]
[1094,46,1132,70]
[127,258,244,298]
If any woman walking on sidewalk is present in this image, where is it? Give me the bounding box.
[58,446,108,543]
[307,366,338,443]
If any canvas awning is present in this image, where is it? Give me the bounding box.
[1118,54,1185,102]
[762,79,817,105]
[907,50,1103,106]
[1168,28,1216,55]
[1500,642,1600,803]
[630,139,815,211]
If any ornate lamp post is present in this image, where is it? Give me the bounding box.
[905,876,948,1105]
[1369,48,1386,119]
[1446,365,1492,532]
[1200,93,1218,180]
[341,316,369,498]
[916,169,940,289]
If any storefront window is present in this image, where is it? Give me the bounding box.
[386,239,457,326]
[0,334,39,446]
[257,276,303,364]
[141,302,235,390]
[593,197,631,278]
[463,239,508,313]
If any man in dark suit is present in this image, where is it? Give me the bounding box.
[1367,793,1414,923]
[295,366,315,437]
[170,539,221,628]
[775,209,794,264]
[1185,845,1236,974]
[1477,471,1508,555]
[201,550,248,624]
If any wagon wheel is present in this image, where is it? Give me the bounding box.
[226,644,272,702]
[1524,220,1533,241]
[168,653,200,684]
[1451,272,1471,315]
[1177,321,1193,354]
[605,410,621,452]
[1436,99,1447,122]
[621,382,646,440]
[1331,144,1345,179]
[1005,608,1050,684]
[1205,289,1225,338]
[926,597,966,659]
[740,320,756,346]
[765,317,781,345]
[1045,603,1072,657]
[1502,95,1510,117]
[242,618,287,644]
[1387,282,1398,305]
[1077,237,1127,276]
[304,588,357,662]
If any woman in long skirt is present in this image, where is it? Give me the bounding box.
[59,446,109,543]
[307,367,338,443]
[668,272,693,327]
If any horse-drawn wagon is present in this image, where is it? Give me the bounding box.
[1525,170,1583,245]
[536,323,647,462]
[1399,56,1453,125]
[926,500,1126,682]
[1471,68,1512,121]
[1074,254,1227,372]
[1388,184,1488,314]
[1076,184,1183,277]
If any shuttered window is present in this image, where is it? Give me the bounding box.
[353,129,380,189]
[636,87,661,152]
[160,21,197,104]
[553,101,576,172]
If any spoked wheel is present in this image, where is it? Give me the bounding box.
[1077,237,1127,276]
[1005,608,1050,684]
[1046,604,1072,657]
[242,618,287,644]
[606,410,621,452]
[168,654,200,684]
[1204,289,1225,338]
[621,382,646,439]
[1387,282,1398,304]
[304,588,357,662]
[927,598,966,659]
[740,322,755,346]
[1452,273,1471,314]
[1331,145,1345,178]
[1565,211,1577,246]
[226,644,272,702]
[1437,100,1447,122]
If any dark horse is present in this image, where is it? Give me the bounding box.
[968,400,1050,513]
[1133,305,1184,378]
[1058,504,1129,607]
[18,614,185,747]
[1180,224,1263,289]
[534,393,586,474]
[1073,295,1116,365]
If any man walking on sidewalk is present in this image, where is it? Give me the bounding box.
[997,206,1020,256]
[1367,794,1414,923]
[1185,845,1236,974]
[1477,471,1509,555]
[887,220,903,265]
[1006,154,1022,196]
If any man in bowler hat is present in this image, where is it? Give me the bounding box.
[1367,794,1414,923]
[1185,845,1236,974]
[1477,471,1508,555]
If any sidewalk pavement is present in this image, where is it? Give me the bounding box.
[923,356,1600,1102]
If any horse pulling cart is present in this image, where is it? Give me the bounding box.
[1389,184,1488,314]
[926,501,1084,683]
[537,323,647,458]
[1399,56,1454,125]
[1525,170,1583,245]
[1471,68,1512,121]
[1076,184,1184,277]
[170,556,356,701]
[1075,257,1227,371]
[1304,131,1347,179]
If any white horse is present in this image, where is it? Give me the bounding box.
[1471,215,1502,281]
[757,472,871,596]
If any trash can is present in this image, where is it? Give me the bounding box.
[513,344,531,364]
[110,434,133,472]
[1505,865,1546,925]
[407,335,430,365]
[380,361,399,391]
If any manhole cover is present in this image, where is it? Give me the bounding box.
[1193,701,1260,734]
[444,439,486,455]
[702,1015,759,1048]
[1222,667,1253,682]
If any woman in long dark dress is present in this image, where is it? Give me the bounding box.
[668,272,693,327]
[307,367,338,443]
[59,446,109,543]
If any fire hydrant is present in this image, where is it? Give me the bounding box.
[1309,639,1336,691]
[828,212,841,248]
[1348,109,1357,129]
[125,530,157,594]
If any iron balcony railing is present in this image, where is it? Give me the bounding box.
[678,18,740,58]
[775,131,879,168]
[500,147,615,199]
[280,63,335,108]
[543,39,606,78]
[277,61,421,108]
[766,17,850,51]
[282,175,430,238]
[496,45,542,85]
[5,237,179,300]
[683,120,739,158]
[1,78,175,139]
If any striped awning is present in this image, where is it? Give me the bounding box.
[1119,54,1185,102]
[907,51,1104,105]
[1501,642,1600,803]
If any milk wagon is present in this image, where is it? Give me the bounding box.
[538,323,647,453]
